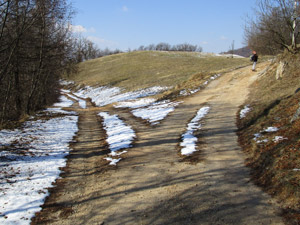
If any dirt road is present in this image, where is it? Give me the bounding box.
[32,63,284,225]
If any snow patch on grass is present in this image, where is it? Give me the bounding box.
[115,98,156,109]
[273,136,287,143]
[0,95,78,224]
[253,127,284,144]
[264,127,279,132]
[240,105,251,118]
[66,94,86,109]
[53,95,74,108]
[75,86,168,107]
[59,80,74,86]
[0,115,78,224]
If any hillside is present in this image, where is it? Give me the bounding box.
[66,51,249,93]
[237,51,300,224]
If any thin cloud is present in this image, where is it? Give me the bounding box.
[87,36,118,48]
[122,6,129,12]
[201,41,209,45]
[220,35,228,40]
[69,24,96,33]
[70,25,87,33]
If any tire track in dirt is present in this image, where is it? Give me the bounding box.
[32,63,284,225]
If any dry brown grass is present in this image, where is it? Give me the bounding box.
[237,51,300,224]
[66,51,250,92]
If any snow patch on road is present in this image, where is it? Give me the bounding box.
[132,100,182,125]
[180,106,210,155]
[99,112,135,165]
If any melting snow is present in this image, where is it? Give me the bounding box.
[61,89,71,93]
[240,105,251,118]
[273,136,287,143]
[132,100,181,125]
[99,112,135,165]
[53,95,74,108]
[66,94,87,109]
[115,98,156,109]
[0,108,78,224]
[180,106,210,155]
[75,86,168,107]
[264,127,279,132]
[60,80,75,86]
[104,157,121,166]
[253,127,282,143]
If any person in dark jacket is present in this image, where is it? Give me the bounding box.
[251,51,258,71]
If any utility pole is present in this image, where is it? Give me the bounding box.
[230,40,235,58]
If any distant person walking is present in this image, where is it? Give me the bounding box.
[251,51,258,71]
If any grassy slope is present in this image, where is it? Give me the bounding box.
[237,51,300,224]
[67,51,249,93]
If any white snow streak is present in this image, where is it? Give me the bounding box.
[180,106,210,155]
[240,105,251,118]
[99,112,135,165]
[115,98,156,109]
[132,100,181,125]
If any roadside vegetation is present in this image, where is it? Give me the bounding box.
[239,1,300,223]
[237,51,300,224]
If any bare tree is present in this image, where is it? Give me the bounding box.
[138,43,202,53]
[155,42,171,51]
[244,0,300,54]
[0,0,75,125]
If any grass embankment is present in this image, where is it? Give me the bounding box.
[67,51,249,97]
[237,51,300,224]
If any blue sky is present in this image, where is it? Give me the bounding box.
[70,0,255,53]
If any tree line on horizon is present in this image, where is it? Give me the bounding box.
[135,42,203,52]
[72,39,203,63]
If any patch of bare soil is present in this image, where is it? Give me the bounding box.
[32,63,284,225]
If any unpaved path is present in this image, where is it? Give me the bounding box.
[32,63,284,225]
